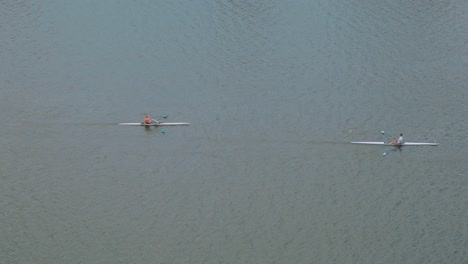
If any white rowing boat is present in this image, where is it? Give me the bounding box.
[119,122,189,126]
[351,141,439,146]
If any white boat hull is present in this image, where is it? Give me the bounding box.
[351,141,439,146]
[119,122,189,126]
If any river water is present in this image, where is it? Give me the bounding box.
[1,1,467,263]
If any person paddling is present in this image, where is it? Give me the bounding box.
[389,133,403,145]
[142,115,152,124]
[397,133,403,144]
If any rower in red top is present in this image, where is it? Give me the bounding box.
[142,115,152,124]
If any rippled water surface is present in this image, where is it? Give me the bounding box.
[1,1,466,263]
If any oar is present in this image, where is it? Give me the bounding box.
[151,114,169,124]
[381,130,392,139]
[153,114,169,120]
[381,131,391,156]
[153,114,168,133]
[381,131,404,156]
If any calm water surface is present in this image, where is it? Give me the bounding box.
[1,0,467,263]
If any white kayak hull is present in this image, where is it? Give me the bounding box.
[119,122,189,126]
[351,141,439,146]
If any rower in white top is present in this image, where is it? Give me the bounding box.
[351,131,438,156]
[351,131,438,146]
[388,133,404,145]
